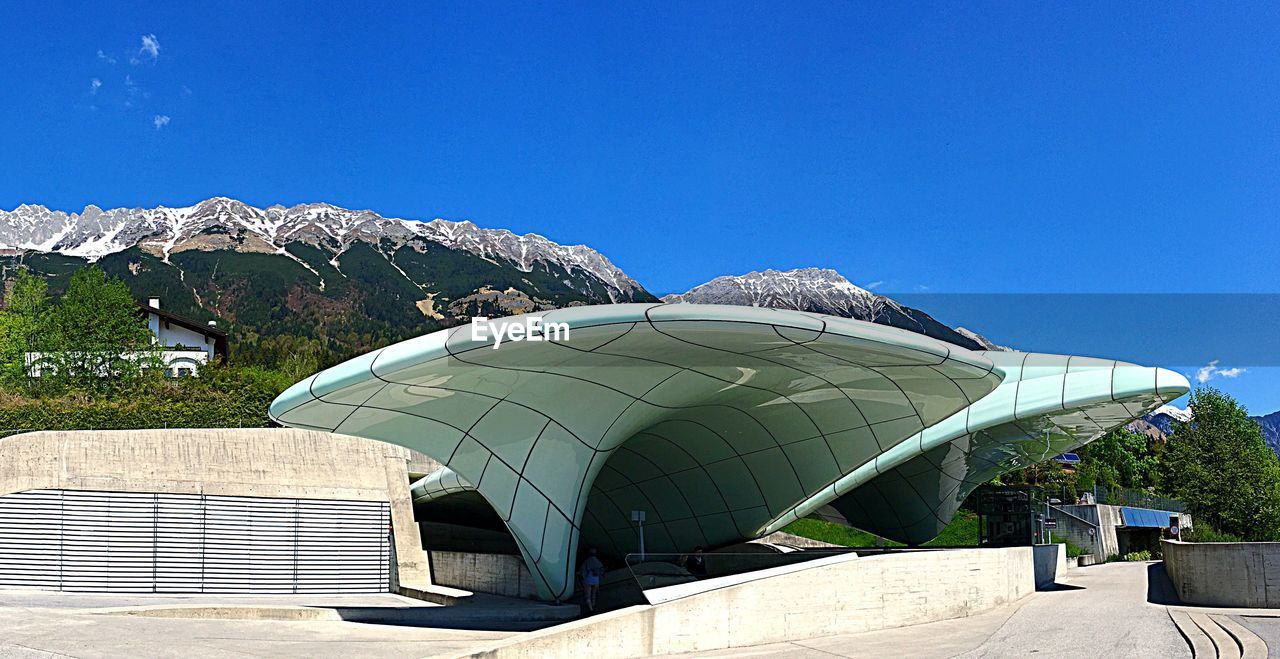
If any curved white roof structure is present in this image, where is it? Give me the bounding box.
[269,303,1189,601]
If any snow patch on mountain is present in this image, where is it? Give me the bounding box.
[955,327,1013,352]
[662,268,894,318]
[0,197,646,302]
[663,267,994,351]
[1152,404,1192,423]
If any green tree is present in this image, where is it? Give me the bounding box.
[0,269,51,387]
[1160,388,1280,541]
[43,266,160,390]
[1078,427,1163,491]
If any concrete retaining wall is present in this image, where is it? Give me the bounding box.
[0,428,431,588]
[452,546,1035,658]
[1032,544,1067,587]
[0,428,403,500]
[1057,504,1123,558]
[430,551,539,599]
[1163,539,1280,607]
[751,531,842,549]
[1078,554,1105,567]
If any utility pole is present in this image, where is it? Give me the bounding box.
[631,510,646,562]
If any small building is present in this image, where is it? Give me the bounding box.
[137,297,227,376]
[24,298,227,379]
[1054,502,1191,559]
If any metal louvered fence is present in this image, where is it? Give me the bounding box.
[0,489,390,593]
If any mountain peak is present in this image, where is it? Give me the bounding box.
[955,327,1014,352]
[0,197,648,302]
[1152,404,1192,423]
[664,267,876,306]
[664,267,986,351]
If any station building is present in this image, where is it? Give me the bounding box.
[0,304,1190,601]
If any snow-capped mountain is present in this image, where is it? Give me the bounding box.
[0,200,1017,367]
[1152,404,1193,424]
[1129,404,1192,438]
[663,268,996,351]
[1127,404,1280,458]
[954,327,1012,352]
[0,197,645,302]
[0,197,659,362]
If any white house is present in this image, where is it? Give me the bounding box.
[27,298,227,378]
[138,297,227,376]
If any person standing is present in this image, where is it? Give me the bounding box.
[687,546,706,576]
[580,548,605,612]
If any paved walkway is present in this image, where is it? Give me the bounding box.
[9,563,1280,658]
[0,590,528,658]
[670,561,1194,658]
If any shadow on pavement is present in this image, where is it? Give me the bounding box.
[1037,582,1085,592]
[1146,562,1183,605]
[328,604,574,632]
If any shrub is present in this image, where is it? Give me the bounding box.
[0,364,289,432]
[1123,550,1152,561]
[1181,525,1243,543]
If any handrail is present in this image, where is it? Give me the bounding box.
[1048,504,1100,528]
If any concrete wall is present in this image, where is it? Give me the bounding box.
[751,531,842,549]
[0,428,431,588]
[1163,539,1280,607]
[1032,544,1067,587]
[430,551,539,599]
[1056,504,1122,558]
[1053,504,1191,561]
[452,546,1035,658]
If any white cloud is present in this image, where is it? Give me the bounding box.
[138,34,160,62]
[153,115,170,130]
[865,281,884,290]
[89,78,101,94]
[1196,360,1247,383]
[96,49,116,65]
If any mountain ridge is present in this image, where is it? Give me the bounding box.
[663,267,995,351]
[0,197,659,364]
[0,198,1004,367]
[0,197,645,303]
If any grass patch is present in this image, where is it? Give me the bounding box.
[782,511,979,548]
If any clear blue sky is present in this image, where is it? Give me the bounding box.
[1,3,1277,410]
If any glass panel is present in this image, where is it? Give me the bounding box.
[520,424,595,515]
[477,458,519,518]
[703,458,767,509]
[668,469,730,516]
[782,436,842,492]
[365,385,496,432]
[823,425,882,472]
[447,436,493,485]
[509,483,551,562]
[742,448,805,513]
[336,407,465,463]
[874,365,969,427]
[468,401,548,471]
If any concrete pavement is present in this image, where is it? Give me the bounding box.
[11,561,1279,658]
[0,590,526,658]
[666,561,1192,658]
